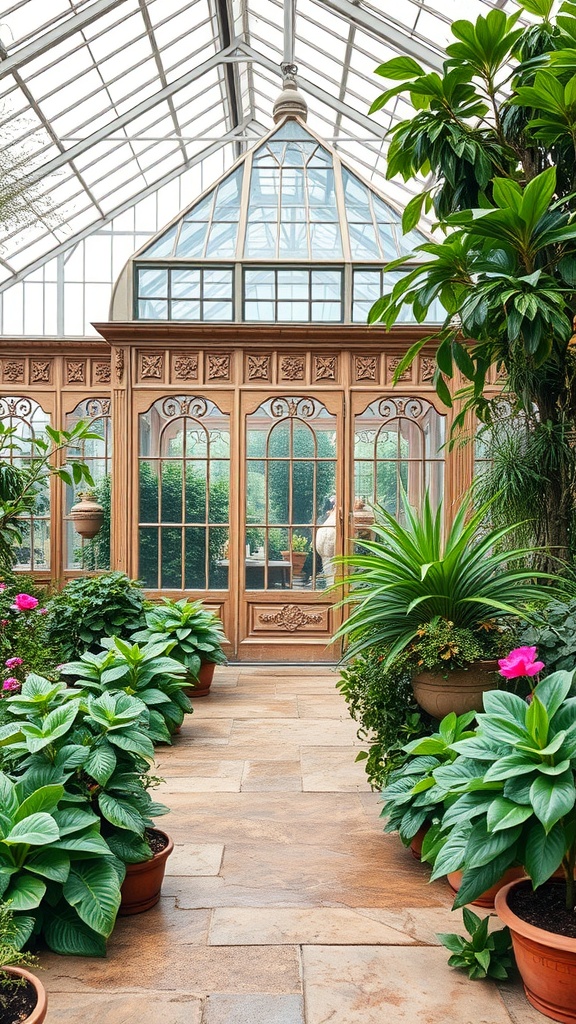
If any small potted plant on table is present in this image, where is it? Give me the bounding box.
[133,598,227,697]
[0,903,46,1024]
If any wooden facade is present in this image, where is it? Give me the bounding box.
[0,325,476,662]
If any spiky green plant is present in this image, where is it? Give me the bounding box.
[332,490,565,667]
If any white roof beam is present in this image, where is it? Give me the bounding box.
[0,0,132,80]
[313,0,445,72]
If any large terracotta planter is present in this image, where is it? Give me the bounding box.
[411,660,500,719]
[184,661,215,698]
[290,551,307,577]
[409,825,429,861]
[119,829,174,915]
[68,494,104,539]
[1,967,47,1024]
[448,865,526,908]
[495,878,576,1023]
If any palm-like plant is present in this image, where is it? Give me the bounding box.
[333,490,564,667]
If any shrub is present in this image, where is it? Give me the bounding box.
[0,575,56,688]
[519,598,576,676]
[44,572,146,661]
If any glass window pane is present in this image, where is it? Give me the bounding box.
[277,270,309,299]
[279,223,308,258]
[175,220,208,257]
[277,301,309,321]
[245,222,277,257]
[312,302,340,321]
[312,271,341,301]
[171,300,201,320]
[139,528,158,588]
[161,528,182,589]
[185,462,207,523]
[310,223,342,258]
[172,268,201,297]
[161,462,183,521]
[203,300,233,320]
[142,225,177,258]
[140,461,159,521]
[245,269,275,300]
[184,527,206,589]
[204,269,233,297]
[245,301,275,321]
[138,268,168,297]
[205,221,238,258]
[349,223,380,259]
[209,527,229,588]
[138,299,168,319]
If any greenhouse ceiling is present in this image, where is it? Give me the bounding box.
[0,0,529,294]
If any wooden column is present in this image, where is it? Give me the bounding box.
[110,345,133,574]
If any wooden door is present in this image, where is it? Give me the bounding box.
[237,391,345,661]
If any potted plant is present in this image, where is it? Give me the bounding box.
[0,903,46,1024]
[426,669,576,1022]
[132,598,227,697]
[333,489,556,717]
[288,533,310,579]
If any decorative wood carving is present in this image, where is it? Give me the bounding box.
[387,356,411,384]
[208,354,230,380]
[115,349,125,384]
[257,604,323,632]
[280,356,305,380]
[94,362,111,384]
[420,357,435,382]
[141,353,163,379]
[172,354,198,381]
[315,356,336,381]
[355,356,377,382]
[2,361,24,383]
[66,361,85,384]
[31,360,51,384]
[247,355,270,381]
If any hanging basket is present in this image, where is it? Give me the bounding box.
[68,494,104,539]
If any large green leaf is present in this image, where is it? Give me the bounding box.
[486,797,533,833]
[51,830,113,857]
[530,771,576,832]
[3,812,60,847]
[26,848,70,883]
[452,849,518,909]
[63,860,121,937]
[14,785,65,823]
[97,792,145,833]
[4,874,46,910]
[43,903,106,957]
[463,821,521,869]
[523,821,565,887]
[52,807,100,837]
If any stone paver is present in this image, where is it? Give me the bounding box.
[39,667,531,1023]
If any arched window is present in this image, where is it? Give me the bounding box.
[65,398,112,571]
[354,397,445,518]
[0,396,51,571]
[245,396,337,590]
[138,396,230,590]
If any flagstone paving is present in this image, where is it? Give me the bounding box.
[40,665,544,1023]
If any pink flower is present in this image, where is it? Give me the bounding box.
[2,677,19,690]
[38,607,47,615]
[498,646,544,680]
[5,657,22,668]
[0,620,7,628]
[12,594,38,612]
[0,583,6,591]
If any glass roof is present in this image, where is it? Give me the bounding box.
[138,118,426,264]
[0,0,532,313]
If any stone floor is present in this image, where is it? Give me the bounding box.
[41,665,543,1023]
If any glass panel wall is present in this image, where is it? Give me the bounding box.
[244,267,342,322]
[136,266,234,321]
[246,396,337,590]
[65,398,112,572]
[352,268,444,324]
[0,397,51,571]
[354,397,445,520]
[138,396,230,590]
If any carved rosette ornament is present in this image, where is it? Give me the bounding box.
[258,604,323,632]
[2,361,24,383]
[141,353,163,379]
[315,356,336,381]
[66,361,85,384]
[208,354,230,380]
[420,357,435,382]
[248,355,270,381]
[94,362,111,384]
[173,355,198,381]
[387,357,411,383]
[31,361,51,384]
[355,356,377,382]
[281,356,305,380]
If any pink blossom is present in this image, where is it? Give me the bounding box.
[498,646,544,680]
[0,620,7,628]
[38,607,47,615]
[2,677,19,690]
[0,583,6,591]
[12,594,38,612]
[5,657,22,668]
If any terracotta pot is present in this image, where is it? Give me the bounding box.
[1,966,47,1024]
[409,825,428,861]
[290,551,307,577]
[411,660,500,719]
[119,829,173,915]
[495,878,576,1023]
[184,661,215,698]
[447,865,526,908]
[68,494,104,539]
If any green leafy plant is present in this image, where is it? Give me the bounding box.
[290,533,310,553]
[0,575,58,689]
[438,908,513,980]
[0,901,40,1011]
[368,1,576,563]
[427,671,576,911]
[44,572,147,662]
[519,598,576,674]
[380,711,477,847]
[333,489,557,668]
[0,419,99,572]
[132,598,227,678]
[336,647,429,787]
[60,636,191,742]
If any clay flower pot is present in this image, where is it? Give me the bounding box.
[495,878,576,1023]
[290,551,307,577]
[184,661,215,698]
[411,660,500,719]
[1,967,47,1024]
[119,829,174,916]
[409,825,428,861]
[447,865,526,908]
[68,494,104,539]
